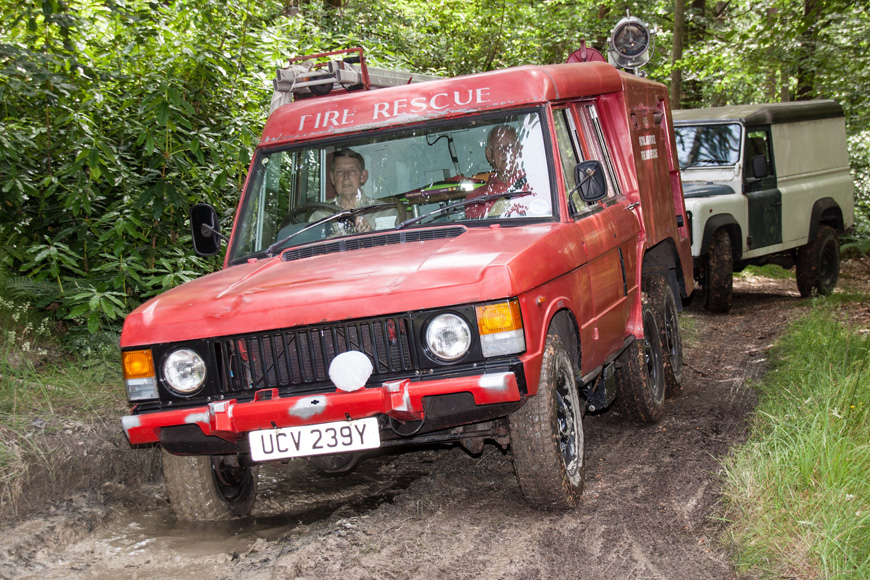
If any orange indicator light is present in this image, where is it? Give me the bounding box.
[476,300,523,336]
[123,350,155,379]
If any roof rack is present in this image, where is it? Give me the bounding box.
[270,48,439,113]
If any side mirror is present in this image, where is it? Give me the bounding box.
[751,155,768,179]
[573,160,608,203]
[190,203,224,257]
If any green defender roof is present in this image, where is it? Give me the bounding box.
[672,100,843,127]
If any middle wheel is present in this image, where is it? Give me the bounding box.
[644,274,683,397]
[615,300,666,423]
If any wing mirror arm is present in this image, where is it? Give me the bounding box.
[199,222,229,244]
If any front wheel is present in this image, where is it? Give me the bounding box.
[704,228,733,313]
[615,302,666,423]
[509,334,584,509]
[162,449,258,521]
[796,225,840,297]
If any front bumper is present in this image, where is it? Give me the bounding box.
[122,371,522,446]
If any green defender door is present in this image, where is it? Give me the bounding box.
[743,127,782,249]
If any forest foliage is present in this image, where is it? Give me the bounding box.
[1,0,869,335]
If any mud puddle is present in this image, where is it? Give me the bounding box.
[3,451,433,580]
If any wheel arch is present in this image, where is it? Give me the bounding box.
[547,309,580,374]
[808,198,845,239]
[641,238,690,304]
[700,214,742,262]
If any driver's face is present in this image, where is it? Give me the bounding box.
[487,130,521,175]
[330,157,368,206]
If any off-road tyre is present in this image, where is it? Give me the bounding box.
[509,334,584,510]
[644,275,683,397]
[796,225,840,297]
[615,303,666,423]
[162,449,258,521]
[704,228,733,313]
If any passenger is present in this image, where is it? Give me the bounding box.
[310,149,398,232]
[465,125,535,219]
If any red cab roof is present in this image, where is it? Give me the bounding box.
[260,62,624,146]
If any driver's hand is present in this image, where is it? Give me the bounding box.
[354,216,371,232]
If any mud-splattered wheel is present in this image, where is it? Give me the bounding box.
[704,229,733,313]
[644,275,683,397]
[509,334,584,509]
[162,449,258,521]
[615,302,666,423]
[796,224,840,297]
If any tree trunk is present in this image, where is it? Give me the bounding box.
[795,0,821,100]
[671,0,686,110]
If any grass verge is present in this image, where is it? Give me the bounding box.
[720,298,870,579]
[0,297,158,518]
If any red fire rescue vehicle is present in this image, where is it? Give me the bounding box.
[120,26,694,519]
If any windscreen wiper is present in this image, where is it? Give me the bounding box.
[395,189,532,231]
[266,203,397,256]
[683,158,732,168]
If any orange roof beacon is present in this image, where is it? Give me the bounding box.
[120,20,695,520]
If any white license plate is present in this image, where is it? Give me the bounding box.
[248,417,380,462]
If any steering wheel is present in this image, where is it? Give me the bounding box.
[280,202,341,228]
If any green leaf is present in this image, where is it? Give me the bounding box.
[87,311,101,333]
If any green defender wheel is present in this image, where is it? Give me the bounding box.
[796,224,840,297]
[704,228,733,313]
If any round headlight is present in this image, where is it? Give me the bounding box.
[163,348,206,394]
[426,314,472,361]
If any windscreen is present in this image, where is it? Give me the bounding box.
[674,123,742,169]
[228,110,554,263]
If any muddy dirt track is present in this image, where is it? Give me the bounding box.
[0,274,821,580]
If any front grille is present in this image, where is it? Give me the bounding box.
[212,316,415,394]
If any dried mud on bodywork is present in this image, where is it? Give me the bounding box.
[0,273,820,580]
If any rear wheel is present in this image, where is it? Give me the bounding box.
[162,449,258,521]
[615,302,665,423]
[509,334,584,509]
[644,275,683,397]
[704,229,733,313]
[796,225,840,297]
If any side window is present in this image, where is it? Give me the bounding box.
[745,128,773,179]
[235,154,288,252]
[556,107,603,217]
[554,109,582,214]
[576,104,622,200]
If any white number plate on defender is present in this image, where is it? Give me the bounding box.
[248,417,380,462]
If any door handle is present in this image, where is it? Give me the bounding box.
[626,202,640,210]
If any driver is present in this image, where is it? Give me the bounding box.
[310,149,398,232]
[465,125,535,219]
